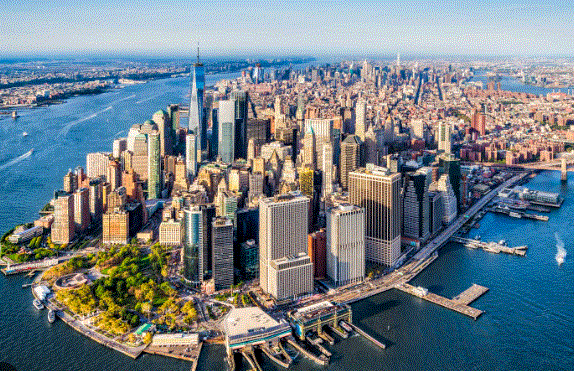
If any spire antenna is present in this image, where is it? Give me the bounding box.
[197,42,200,63]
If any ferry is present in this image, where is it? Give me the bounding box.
[48,309,56,323]
[33,299,44,310]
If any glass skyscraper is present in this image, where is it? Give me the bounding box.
[189,53,205,151]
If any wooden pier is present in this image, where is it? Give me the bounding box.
[451,237,527,256]
[396,283,488,320]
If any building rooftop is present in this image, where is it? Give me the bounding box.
[224,307,285,339]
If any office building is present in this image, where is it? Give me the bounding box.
[113,138,127,159]
[52,193,75,245]
[212,217,234,291]
[230,90,248,160]
[402,168,431,242]
[185,133,198,181]
[437,174,457,224]
[326,204,365,286]
[259,193,313,300]
[349,166,401,266]
[102,209,129,245]
[308,230,326,279]
[218,99,235,163]
[239,239,259,280]
[153,109,172,157]
[147,131,162,199]
[63,170,78,193]
[429,191,444,235]
[340,135,363,189]
[73,188,90,232]
[438,122,452,154]
[86,152,110,179]
[159,218,183,246]
[89,179,103,226]
[189,52,205,150]
[355,100,367,141]
[440,154,461,210]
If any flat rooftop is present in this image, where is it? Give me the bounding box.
[224,307,285,338]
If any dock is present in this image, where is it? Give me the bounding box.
[490,206,549,221]
[286,337,329,366]
[396,283,487,320]
[349,323,386,350]
[451,237,528,256]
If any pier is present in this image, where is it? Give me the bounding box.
[451,237,528,256]
[396,283,487,320]
[349,323,386,350]
[490,206,549,221]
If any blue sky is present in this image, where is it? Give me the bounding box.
[1,0,573,57]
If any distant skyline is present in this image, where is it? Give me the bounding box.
[2,0,574,58]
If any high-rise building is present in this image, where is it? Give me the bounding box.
[438,122,452,154]
[340,135,363,189]
[107,159,121,190]
[305,118,334,171]
[230,90,249,160]
[73,188,90,232]
[113,138,127,159]
[429,191,444,235]
[308,230,326,279]
[102,209,129,245]
[303,126,316,170]
[259,193,313,300]
[298,167,315,198]
[440,154,461,209]
[159,219,183,246]
[402,168,431,242]
[218,100,235,163]
[172,156,188,194]
[189,50,205,150]
[322,143,334,197]
[153,109,172,157]
[185,133,198,181]
[147,131,162,199]
[355,100,367,141]
[89,179,103,226]
[437,174,457,224]
[52,193,75,245]
[86,152,110,179]
[63,170,78,193]
[326,204,365,286]
[349,166,401,266]
[239,239,259,280]
[212,217,234,291]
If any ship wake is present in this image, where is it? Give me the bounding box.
[0,149,34,171]
[554,232,567,266]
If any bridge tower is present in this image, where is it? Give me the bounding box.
[561,158,568,181]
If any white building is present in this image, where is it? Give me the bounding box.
[437,174,457,224]
[326,205,365,286]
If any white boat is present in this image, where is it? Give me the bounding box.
[22,132,28,137]
[48,309,56,323]
[339,320,353,333]
[33,299,44,310]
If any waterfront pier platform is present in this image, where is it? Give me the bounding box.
[451,237,528,256]
[349,323,386,350]
[396,283,488,320]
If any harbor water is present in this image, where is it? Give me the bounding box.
[1,72,573,371]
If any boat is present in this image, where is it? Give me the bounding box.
[48,309,56,323]
[475,235,481,240]
[22,132,28,137]
[33,299,44,310]
[339,320,353,333]
[12,111,19,119]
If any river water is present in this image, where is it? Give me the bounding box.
[1,68,573,371]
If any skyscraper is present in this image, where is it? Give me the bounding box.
[147,131,162,199]
[349,166,401,266]
[259,193,313,300]
[212,217,234,291]
[305,118,334,171]
[218,100,235,163]
[73,188,90,232]
[230,90,248,160]
[401,168,431,242]
[153,109,172,157]
[326,204,365,286]
[340,135,363,190]
[52,193,75,245]
[322,142,333,197]
[185,133,198,181]
[355,100,367,141]
[437,174,457,224]
[189,48,205,150]
[438,122,452,155]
